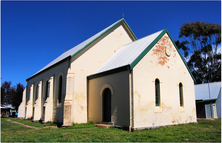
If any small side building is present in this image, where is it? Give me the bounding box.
[1,106,11,117]
[195,82,221,118]
[1,104,16,117]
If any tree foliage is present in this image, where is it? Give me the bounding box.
[1,81,25,111]
[175,21,221,84]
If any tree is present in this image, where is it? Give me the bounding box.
[175,21,221,84]
[1,81,13,106]
[12,83,25,111]
[1,81,25,111]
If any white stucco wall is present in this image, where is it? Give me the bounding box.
[23,22,134,124]
[33,81,42,121]
[88,70,130,127]
[18,88,26,118]
[25,58,70,123]
[26,84,34,119]
[133,33,197,129]
[68,24,133,124]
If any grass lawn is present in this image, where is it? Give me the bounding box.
[1,117,221,142]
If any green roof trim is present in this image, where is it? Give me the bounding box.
[71,18,137,59]
[203,98,217,102]
[130,29,166,70]
[166,29,196,82]
[122,18,138,40]
[130,29,196,82]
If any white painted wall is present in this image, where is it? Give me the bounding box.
[26,84,34,119]
[68,24,133,124]
[88,70,130,126]
[33,81,42,121]
[25,58,70,123]
[23,22,134,124]
[133,33,197,129]
[18,88,26,118]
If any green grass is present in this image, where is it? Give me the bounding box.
[1,117,221,142]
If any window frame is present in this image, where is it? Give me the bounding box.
[155,78,160,107]
[179,82,183,107]
[28,87,31,102]
[35,84,39,101]
[45,80,50,101]
[58,76,62,103]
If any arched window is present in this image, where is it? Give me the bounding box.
[35,85,39,101]
[179,83,183,107]
[58,76,62,103]
[45,80,50,101]
[28,87,31,102]
[155,79,160,106]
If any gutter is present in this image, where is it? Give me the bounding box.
[87,65,130,80]
[196,98,217,103]
[202,98,217,102]
[26,56,71,81]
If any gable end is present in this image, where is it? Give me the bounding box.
[130,29,195,82]
[71,19,137,59]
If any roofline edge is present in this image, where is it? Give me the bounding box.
[71,18,137,59]
[122,18,137,41]
[26,56,71,81]
[166,29,196,82]
[130,29,167,70]
[130,29,196,82]
[87,65,130,80]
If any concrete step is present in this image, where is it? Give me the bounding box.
[95,124,113,129]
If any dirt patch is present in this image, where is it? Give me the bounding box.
[6,119,40,129]
[6,119,58,130]
[43,126,58,129]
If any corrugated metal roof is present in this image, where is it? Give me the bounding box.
[195,82,221,100]
[27,18,136,80]
[91,29,195,82]
[93,30,163,74]
[0,104,12,108]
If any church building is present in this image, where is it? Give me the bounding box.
[18,19,197,130]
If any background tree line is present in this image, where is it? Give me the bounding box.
[175,21,221,84]
[1,81,24,111]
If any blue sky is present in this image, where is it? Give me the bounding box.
[1,1,221,86]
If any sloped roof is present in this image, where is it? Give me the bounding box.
[92,29,195,81]
[93,30,163,74]
[0,104,12,109]
[27,18,137,80]
[195,82,221,101]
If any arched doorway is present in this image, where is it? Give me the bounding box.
[102,88,111,122]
